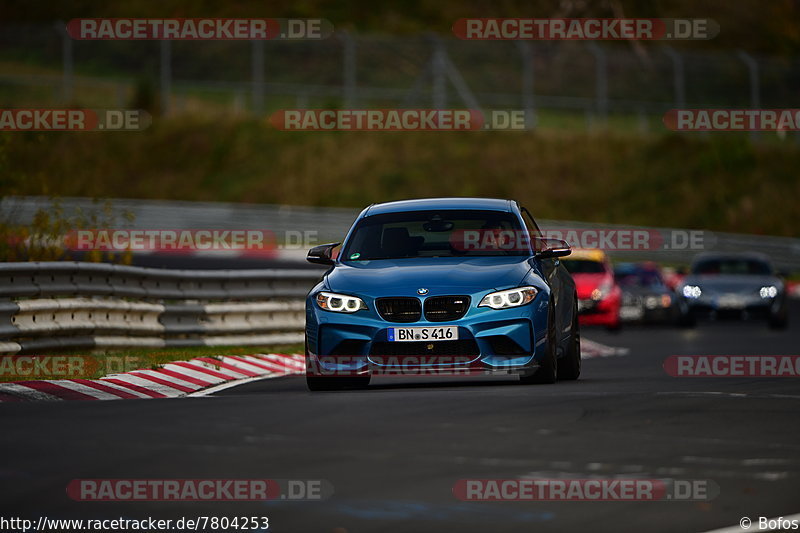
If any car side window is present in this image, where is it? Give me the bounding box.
[520,206,542,238]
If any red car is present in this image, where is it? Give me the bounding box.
[562,249,622,331]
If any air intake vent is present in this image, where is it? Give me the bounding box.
[423,296,470,322]
[376,297,422,323]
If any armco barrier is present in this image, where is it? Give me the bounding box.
[3,197,800,271]
[0,262,321,354]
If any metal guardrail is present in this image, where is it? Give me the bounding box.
[0,262,321,354]
[4,197,800,271]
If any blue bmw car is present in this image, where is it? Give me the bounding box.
[304,198,580,390]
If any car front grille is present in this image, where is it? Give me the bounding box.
[623,294,642,306]
[376,297,422,323]
[423,295,470,322]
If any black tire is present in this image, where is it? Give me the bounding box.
[678,312,696,328]
[768,312,788,330]
[521,302,557,385]
[558,300,581,381]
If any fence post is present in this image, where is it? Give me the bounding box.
[738,50,760,141]
[431,36,447,109]
[587,43,608,127]
[341,31,357,108]
[637,107,649,134]
[160,40,171,116]
[663,46,686,108]
[516,41,536,129]
[55,22,73,103]
[251,39,265,116]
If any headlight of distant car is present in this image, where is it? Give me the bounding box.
[479,286,539,309]
[759,285,778,299]
[315,291,367,313]
[682,285,702,299]
[591,281,613,301]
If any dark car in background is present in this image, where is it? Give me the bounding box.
[615,262,677,324]
[677,252,788,329]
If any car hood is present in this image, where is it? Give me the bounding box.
[682,274,781,294]
[325,256,533,297]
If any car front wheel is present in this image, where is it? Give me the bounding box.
[520,302,558,385]
[558,298,581,381]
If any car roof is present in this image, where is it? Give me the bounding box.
[363,197,514,216]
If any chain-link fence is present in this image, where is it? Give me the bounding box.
[2,23,799,134]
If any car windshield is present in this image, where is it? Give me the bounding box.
[340,209,528,260]
[692,258,773,275]
[562,259,607,274]
[616,269,665,288]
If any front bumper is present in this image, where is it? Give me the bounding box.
[305,294,550,377]
[684,293,781,320]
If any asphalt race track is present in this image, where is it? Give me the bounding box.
[1,304,799,533]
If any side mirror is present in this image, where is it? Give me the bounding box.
[306,242,341,265]
[534,238,572,259]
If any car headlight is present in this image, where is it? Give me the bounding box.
[682,285,702,299]
[479,286,539,309]
[591,281,612,301]
[315,291,367,313]
[759,285,778,299]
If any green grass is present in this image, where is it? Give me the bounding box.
[3,116,800,237]
[0,344,304,382]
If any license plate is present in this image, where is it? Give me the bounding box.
[388,326,458,342]
[717,295,745,309]
[620,306,644,320]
